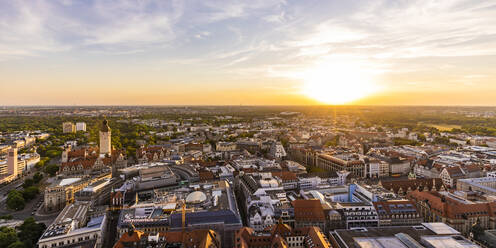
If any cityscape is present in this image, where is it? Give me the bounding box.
[1,1,496,248]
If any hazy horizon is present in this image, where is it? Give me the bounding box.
[1,0,496,106]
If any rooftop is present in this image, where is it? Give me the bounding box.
[332,223,474,248]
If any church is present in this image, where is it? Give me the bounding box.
[59,119,127,177]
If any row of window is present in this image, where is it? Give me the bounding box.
[41,234,98,248]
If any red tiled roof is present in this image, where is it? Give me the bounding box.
[292,199,325,222]
[464,164,481,173]
[380,178,444,193]
[271,171,297,181]
[408,190,496,219]
[444,166,465,178]
[199,170,215,181]
[114,229,220,248]
[113,230,146,248]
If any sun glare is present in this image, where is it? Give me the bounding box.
[302,61,377,104]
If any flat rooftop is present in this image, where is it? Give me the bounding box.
[332,223,465,248]
[58,178,81,186]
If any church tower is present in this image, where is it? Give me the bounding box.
[99,119,112,156]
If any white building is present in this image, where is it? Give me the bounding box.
[37,202,107,248]
[270,141,287,160]
[76,122,87,132]
[366,159,380,178]
[24,136,36,146]
[99,120,111,156]
[216,142,237,152]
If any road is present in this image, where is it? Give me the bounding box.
[0,172,59,226]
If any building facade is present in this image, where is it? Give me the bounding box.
[63,122,76,133]
[99,119,111,156]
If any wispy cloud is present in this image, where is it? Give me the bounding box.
[1,0,496,100]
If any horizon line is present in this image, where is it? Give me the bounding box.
[1,104,496,108]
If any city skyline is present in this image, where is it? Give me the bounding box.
[1,0,496,106]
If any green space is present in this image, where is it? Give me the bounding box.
[0,217,46,248]
[6,173,44,211]
[421,123,462,131]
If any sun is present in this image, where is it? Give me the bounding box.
[301,61,378,104]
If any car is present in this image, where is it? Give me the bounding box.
[31,211,35,215]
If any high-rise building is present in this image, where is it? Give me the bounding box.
[75,122,86,132]
[62,122,76,133]
[7,148,18,178]
[99,119,111,156]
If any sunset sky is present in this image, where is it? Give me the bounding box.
[1,0,496,105]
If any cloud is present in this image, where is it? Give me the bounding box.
[255,0,496,91]
[197,0,286,22]
[195,31,211,39]
[1,0,496,97]
[0,1,70,60]
[0,0,183,59]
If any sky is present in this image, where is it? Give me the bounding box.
[1,0,496,106]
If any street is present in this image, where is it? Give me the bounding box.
[0,172,59,226]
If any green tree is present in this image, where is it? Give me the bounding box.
[18,217,46,248]
[21,186,39,201]
[433,136,450,145]
[22,179,34,189]
[7,241,24,248]
[6,191,25,211]
[0,215,12,220]
[393,137,420,146]
[44,164,59,177]
[0,227,19,248]
[32,173,43,184]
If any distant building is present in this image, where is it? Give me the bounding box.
[75,178,123,206]
[293,199,327,232]
[136,146,169,164]
[457,176,496,196]
[379,178,446,196]
[269,141,287,160]
[235,222,331,248]
[7,147,18,178]
[113,229,221,248]
[439,164,482,188]
[99,119,111,156]
[44,173,112,212]
[59,147,127,177]
[336,202,379,229]
[24,136,36,146]
[63,122,76,133]
[76,122,87,132]
[216,142,237,152]
[373,200,422,226]
[117,180,242,247]
[13,139,25,148]
[409,190,496,235]
[0,148,20,184]
[0,145,11,155]
[316,153,365,178]
[330,222,479,248]
[37,202,107,248]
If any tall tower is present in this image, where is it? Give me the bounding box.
[99,119,112,156]
[7,148,18,178]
